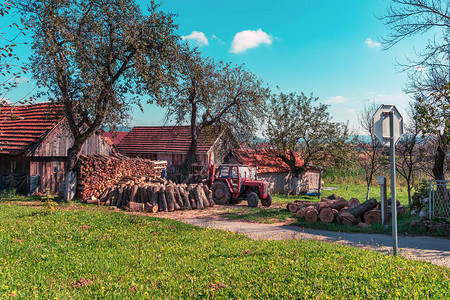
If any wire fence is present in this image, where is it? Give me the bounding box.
[428,180,450,220]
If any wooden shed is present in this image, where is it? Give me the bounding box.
[0,102,114,194]
[224,148,323,194]
[116,125,238,181]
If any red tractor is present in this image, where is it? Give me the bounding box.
[208,164,272,207]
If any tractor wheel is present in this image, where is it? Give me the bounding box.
[247,192,259,208]
[211,181,231,205]
[261,194,272,207]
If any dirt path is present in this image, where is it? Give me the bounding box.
[180,218,450,268]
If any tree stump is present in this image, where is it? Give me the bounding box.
[319,207,334,223]
[364,210,381,225]
[304,206,318,223]
[287,203,299,213]
[348,198,378,218]
[337,212,357,226]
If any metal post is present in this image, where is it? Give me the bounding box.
[389,112,398,255]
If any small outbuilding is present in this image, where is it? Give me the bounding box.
[224,149,323,194]
[116,125,238,181]
[0,102,114,194]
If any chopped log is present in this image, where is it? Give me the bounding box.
[179,186,192,210]
[348,198,360,209]
[348,198,378,218]
[356,222,370,228]
[296,207,306,218]
[144,202,158,213]
[364,210,381,225]
[337,212,357,226]
[202,184,214,207]
[319,207,334,223]
[151,185,160,206]
[188,189,197,209]
[126,202,144,212]
[159,186,168,212]
[130,185,139,202]
[165,184,176,212]
[328,198,348,210]
[174,185,185,210]
[287,203,299,213]
[332,209,339,216]
[304,206,318,223]
[197,185,210,208]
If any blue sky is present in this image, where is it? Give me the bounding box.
[2,0,431,132]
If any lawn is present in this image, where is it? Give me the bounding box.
[0,201,449,299]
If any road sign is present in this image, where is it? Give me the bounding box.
[373,104,403,146]
[373,104,404,256]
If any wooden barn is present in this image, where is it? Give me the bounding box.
[0,102,114,195]
[224,149,323,194]
[116,125,238,181]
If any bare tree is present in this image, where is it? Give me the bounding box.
[357,102,383,201]
[380,0,449,180]
[395,104,426,206]
[20,0,180,201]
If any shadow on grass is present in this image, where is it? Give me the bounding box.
[219,207,295,224]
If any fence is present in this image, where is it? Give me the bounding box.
[428,180,450,220]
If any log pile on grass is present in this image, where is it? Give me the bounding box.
[287,194,408,227]
[85,181,214,213]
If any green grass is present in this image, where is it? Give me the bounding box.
[219,207,295,223]
[0,202,449,299]
[273,183,410,206]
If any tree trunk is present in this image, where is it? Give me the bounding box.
[64,147,80,202]
[432,144,446,181]
[365,183,370,201]
[182,97,199,177]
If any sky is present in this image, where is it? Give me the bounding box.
[1,0,433,133]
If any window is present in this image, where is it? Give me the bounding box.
[219,166,229,178]
[53,161,61,173]
[230,167,238,179]
[10,160,16,173]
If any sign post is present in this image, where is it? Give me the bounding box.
[376,176,387,224]
[373,104,403,255]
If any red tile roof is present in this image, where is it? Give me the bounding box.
[100,131,128,146]
[231,149,305,174]
[116,126,222,155]
[0,102,65,155]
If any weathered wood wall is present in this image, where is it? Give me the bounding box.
[33,120,114,157]
[29,158,66,194]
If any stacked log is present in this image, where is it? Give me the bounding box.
[83,181,213,213]
[76,153,167,200]
[287,195,409,227]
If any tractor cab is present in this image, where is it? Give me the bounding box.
[210,164,272,207]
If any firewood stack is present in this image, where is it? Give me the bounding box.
[85,181,214,213]
[287,194,408,227]
[76,153,167,200]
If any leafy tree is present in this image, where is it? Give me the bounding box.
[153,46,270,176]
[264,92,351,195]
[19,0,180,201]
[357,102,383,201]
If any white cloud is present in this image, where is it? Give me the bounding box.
[347,108,355,114]
[230,29,272,54]
[324,96,348,104]
[181,31,209,47]
[365,38,381,48]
